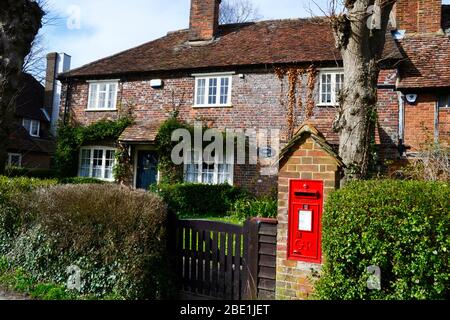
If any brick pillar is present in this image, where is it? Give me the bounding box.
[276,135,341,300]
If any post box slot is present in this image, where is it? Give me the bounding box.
[294,191,319,198]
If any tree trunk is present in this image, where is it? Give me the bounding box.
[0,0,44,175]
[331,0,396,183]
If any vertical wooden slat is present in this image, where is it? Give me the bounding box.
[219,232,226,299]
[226,232,234,299]
[197,230,205,295]
[190,230,198,293]
[204,230,211,296]
[233,232,241,300]
[211,231,219,297]
[176,223,184,290]
[183,227,190,291]
[243,219,260,300]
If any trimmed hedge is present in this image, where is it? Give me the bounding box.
[150,183,247,216]
[1,182,172,299]
[315,180,449,300]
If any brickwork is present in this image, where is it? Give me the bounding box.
[404,93,436,151]
[276,135,340,300]
[189,0,221,41]
[395,0,442,34]
[439,107,450,146]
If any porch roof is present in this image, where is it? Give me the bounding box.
[119,122,161,144]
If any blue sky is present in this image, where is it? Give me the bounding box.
[41,0,450,69]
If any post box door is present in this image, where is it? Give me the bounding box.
[288,180,323,263]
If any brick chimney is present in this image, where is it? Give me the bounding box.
[44,52,71,135]
[395,0,443,34]
[189,0,221,42]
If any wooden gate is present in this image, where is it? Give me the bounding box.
[171,218,277,300]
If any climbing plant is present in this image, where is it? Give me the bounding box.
[275,65,318,139]
[55,117,133,178]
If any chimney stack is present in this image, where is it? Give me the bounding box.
[189,0,221,42]
[395,0,443,34]
[44,52,71,135]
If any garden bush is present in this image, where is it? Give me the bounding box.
[150,183,247,216]
[315,180,449,300]
[1,183,172,300]
[58,177,105,185]
[5,167,57,179]
[228,197,277,221]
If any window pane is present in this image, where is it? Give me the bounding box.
[208,78,217,105]
[107,84,117,109]
[30,120,39,136]
[196,79,206,105]
[202,163,215,184]
[104,150,115,179]
[92,149,103,178]
[89,84,98,109]
[23,119,31,132]
[336,74,344,97]
[218,164,231,184]
[8,154,21,167]
[220,77,229,105]
[438,95,450,108]
[80,149,91,177]
[321,74,332,104]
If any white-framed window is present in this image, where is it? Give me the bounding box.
[194,73,233,107]
[438,95,450,108]
[184,151,233,185]
[319,69,344,106]
[87,81,119,110]
[7,153,22,167]
[79,147,116,181]
[22,118,40,137]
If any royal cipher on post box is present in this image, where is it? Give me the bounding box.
[288,180,323,263]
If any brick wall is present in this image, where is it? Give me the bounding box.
[439,108,450,146]
[276,136,340,300]
[395,0,442,34]
[404,93,436,151]
[61,67,402,194]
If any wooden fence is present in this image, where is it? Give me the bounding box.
[171,217,277,300]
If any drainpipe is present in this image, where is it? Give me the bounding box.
[434,100,440,144]
[63,81,72,126]
[397,91,406,156]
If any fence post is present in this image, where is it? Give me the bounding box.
[243,218,260,300]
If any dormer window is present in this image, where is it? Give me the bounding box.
[87,81,118,110]
[22,118,40,137]
[193,73,233,107]
[319,69,344,106]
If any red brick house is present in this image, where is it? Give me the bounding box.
[57,0,449,193]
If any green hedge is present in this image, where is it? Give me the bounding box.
[228,197,277,221]
[5,167,57,179]
[0,182,172,299]
[315,180,449,300]
[150,183,247,216]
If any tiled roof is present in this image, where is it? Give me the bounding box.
[60,19,402,79]
[397,35,450,89]
[15,73,47,122]
[119,122,161,143]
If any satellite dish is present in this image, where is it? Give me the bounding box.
[405,94,418,104]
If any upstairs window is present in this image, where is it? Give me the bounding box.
[194,74,232,107]
[79,147,116,181]
[7,153,22,167]
[22,118,40,137]
[87,81,118,110]
[319,70,344,106]
[438,95,450,108]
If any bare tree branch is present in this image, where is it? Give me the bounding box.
[220,0,263,24]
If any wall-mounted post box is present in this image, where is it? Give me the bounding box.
[288,180,323,263]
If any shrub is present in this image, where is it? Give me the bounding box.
[2,184,171,299]
[5,167,57,179]
[58,177,105,185]
[229,197,277,221]
[315,180,449,300]
[151,183,246,216]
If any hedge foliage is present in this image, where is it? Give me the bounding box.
[150,183,246,216]
[315,180,449,300]
[0,181,172,300]
[228,197,277,221]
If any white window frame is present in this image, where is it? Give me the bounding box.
[22,118,40,137]
[318,69,344,106]
[78,146,116,181]
[86,80,119,111]
[183,150,234,185]
[438,95,450,108]
[7,153,22,167]
[193,73,233,108]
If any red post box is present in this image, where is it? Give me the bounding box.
[287,180,323,263]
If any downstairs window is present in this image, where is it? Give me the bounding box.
[79,147,116,181]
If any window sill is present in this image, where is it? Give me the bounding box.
[85,109,118,112]
[192,104,233,109]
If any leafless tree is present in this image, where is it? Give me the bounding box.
[220,0,263,24]
[314,0,397,183]
[0,0,44,174]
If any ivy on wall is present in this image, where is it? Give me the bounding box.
[275,65,318,139]
[55,117,133,178]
